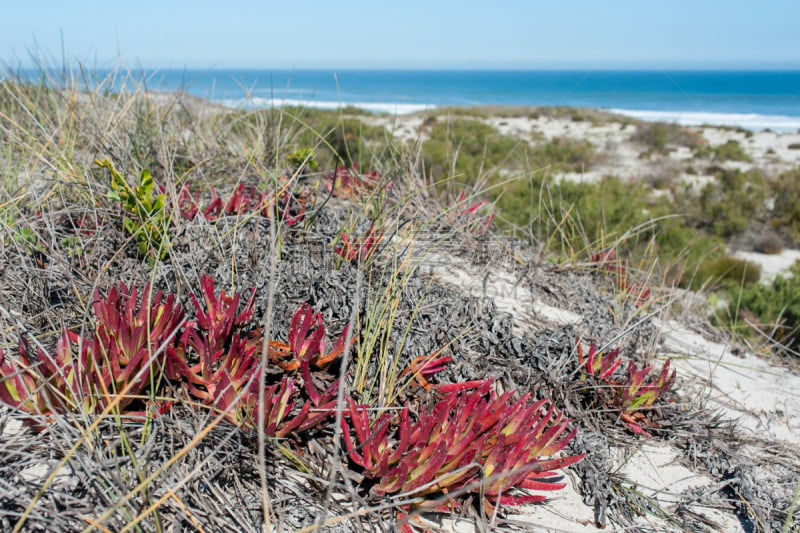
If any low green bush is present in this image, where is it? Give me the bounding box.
[754,231,784,254]
[685,254,761,290]
[695,140,752,162]
[726,262,800,354]
[528,137,600,172]
[422,118,524,183]
[691,169,767,237]
[770,168,800,242]
[631,122,706,153]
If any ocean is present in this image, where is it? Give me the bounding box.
[21,68,800,131]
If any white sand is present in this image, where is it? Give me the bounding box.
[733,248,800,283]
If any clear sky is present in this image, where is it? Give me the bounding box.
[2,1,799,70]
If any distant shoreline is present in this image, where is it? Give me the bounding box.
[9,67,800,131]
[217,97,800,132]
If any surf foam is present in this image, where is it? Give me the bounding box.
[609,108,800,132]
[221,97,433,115]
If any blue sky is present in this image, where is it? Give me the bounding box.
[2,1,799,70]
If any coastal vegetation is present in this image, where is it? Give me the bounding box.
[631,120,706,154]
[0,68,798,532]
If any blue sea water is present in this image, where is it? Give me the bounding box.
[18,68,800,131]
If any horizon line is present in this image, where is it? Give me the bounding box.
[8,64,800,73]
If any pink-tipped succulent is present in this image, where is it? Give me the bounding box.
[261,188,307,226]
[576,340,676,436]
[173,184,201,220]
[341,380,584,517]
[166,276,261,421]
[174,182,306,225]
[1,282,184,419]
[269,303,350,371]
[89,282,184,411]
[335,225,383,263]
[591,249,651,307]
[400,353,486,393]
[615,359,676,436]
[401,353,453,390]
[0,340,62,418]
[456,191,496,234]
[577,341,622,380]
[325,165,381,198]
[224,183,263,215]
[247,377,329,437]
[189,276,255,350]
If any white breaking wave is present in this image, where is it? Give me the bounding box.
[220,97,433,115]
[608,108,800,132]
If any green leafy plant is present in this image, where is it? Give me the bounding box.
[631,121,706,153]
[98,158,170,263]
[694,169,767,237]
[725,261,800,355]
[688,254,761,290]
[770,168,800,242]
[695,139,752,162]
[287,147,319,174]
[421,118,523,183]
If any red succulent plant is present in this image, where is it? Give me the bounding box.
[325,165,381,197]
[1,283,183,419]
[342,380,584,520]
[577,341,622,380]
[614,359,676,436]
[576,339,676,436]
[591,249,651,307]
[335,225,383,264]
[268,303,350,371]
[165,276,261,421]
[173,182,306,225]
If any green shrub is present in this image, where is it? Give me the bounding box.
[727,262,800,354]
[686,254,761,290]
[631,122,705,153]
[770,168,800,241]
[422,118,523,183]
[491,175,650,242]
[693,169,767,237]
[695,140,752,162]
[286,147,319,174]
[754,231,784,255]
[527,137,600,172]
[490,173,719,275]
[228,106,392,169]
